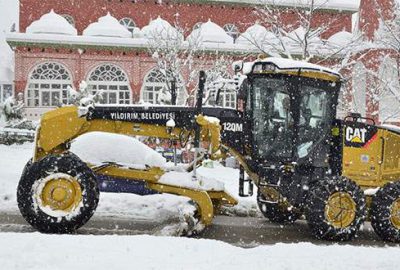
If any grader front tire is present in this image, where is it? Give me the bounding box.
[371,182,400,243]
[305,177,366,241]
[257,190,301,224]
[17,153,99,234]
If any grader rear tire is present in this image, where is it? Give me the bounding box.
[305,177,366,241]
[371,182,400,242]
[17,153,99,233]
[257,190,301,223]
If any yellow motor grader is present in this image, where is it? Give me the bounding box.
[17,58,400,242]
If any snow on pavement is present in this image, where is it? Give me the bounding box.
[0,232,398,270]
[0,143,194,224]
[0,142,258,220]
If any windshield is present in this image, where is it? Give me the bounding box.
[297,85,330,158]
[252,77,294,159]
[251,76,334,161]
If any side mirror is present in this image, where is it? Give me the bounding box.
[232,61,243,73]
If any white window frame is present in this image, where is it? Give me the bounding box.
[25,62,72,108]
[141,69,186,105]
[61,14,75,27]
[193,22,203,31]
[219,89,237,109]
[119,17,136,34]
[223,23,239,40]
[87,64,131,105]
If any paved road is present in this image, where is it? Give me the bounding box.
[0,211,398,248]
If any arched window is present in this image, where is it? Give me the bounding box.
[119,18,136,33]
[193,22,203,31]
[141,69,186,105]
[378,57,400,123]
[87,64,131,104]
[61,14,75,26]
[26,62,72,107]
[223,24,239,40]
[352,61,367,117]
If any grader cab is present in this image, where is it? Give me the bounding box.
[17,58,400,242]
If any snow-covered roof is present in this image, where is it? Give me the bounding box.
[210,0,360,12]
[236,24,268,45]
[26,10,77,36]
[327,30,353,47]
[244,57,341,77]
[83,13,131,38]
[285,26,323,48]
[187,20,233,44]
[132,27,143,39]
[141,16,183,40]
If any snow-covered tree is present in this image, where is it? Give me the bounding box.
[246,0,361,63]
[374,1,399,50]
[67,81,103,111]
[146,17,200,105]
[0,96,24,126]
[351,2,400,123]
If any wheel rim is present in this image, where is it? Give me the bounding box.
[37,173,82,214]
[325,192,356,228]
[390,198,400,229]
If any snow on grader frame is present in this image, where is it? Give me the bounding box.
[17,58,400,242]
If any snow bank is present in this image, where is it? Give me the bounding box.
[0,143,258,219]
[70,132,166,168]
[0,233,398,270]
[0,143,32,212]
[197,161,259,217]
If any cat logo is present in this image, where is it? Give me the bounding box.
[345,127,367,143]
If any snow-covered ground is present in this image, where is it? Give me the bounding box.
[0,142,258,220]
[0,232,399,270]
[1,140,400,269]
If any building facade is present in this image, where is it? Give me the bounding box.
[6,0,365,120]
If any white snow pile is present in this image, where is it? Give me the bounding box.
[0,233,399,270]
[26,10,77,36]
[70,132,166,168]
[236,24,273,46]
[141,16,183,40]
[0,140,258,218]
[83,13,131,38]
[197,161,259,217]
[187,20,233,45]
[327,30,354,47]
[243,57,340,76]
[159,171,225,191]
